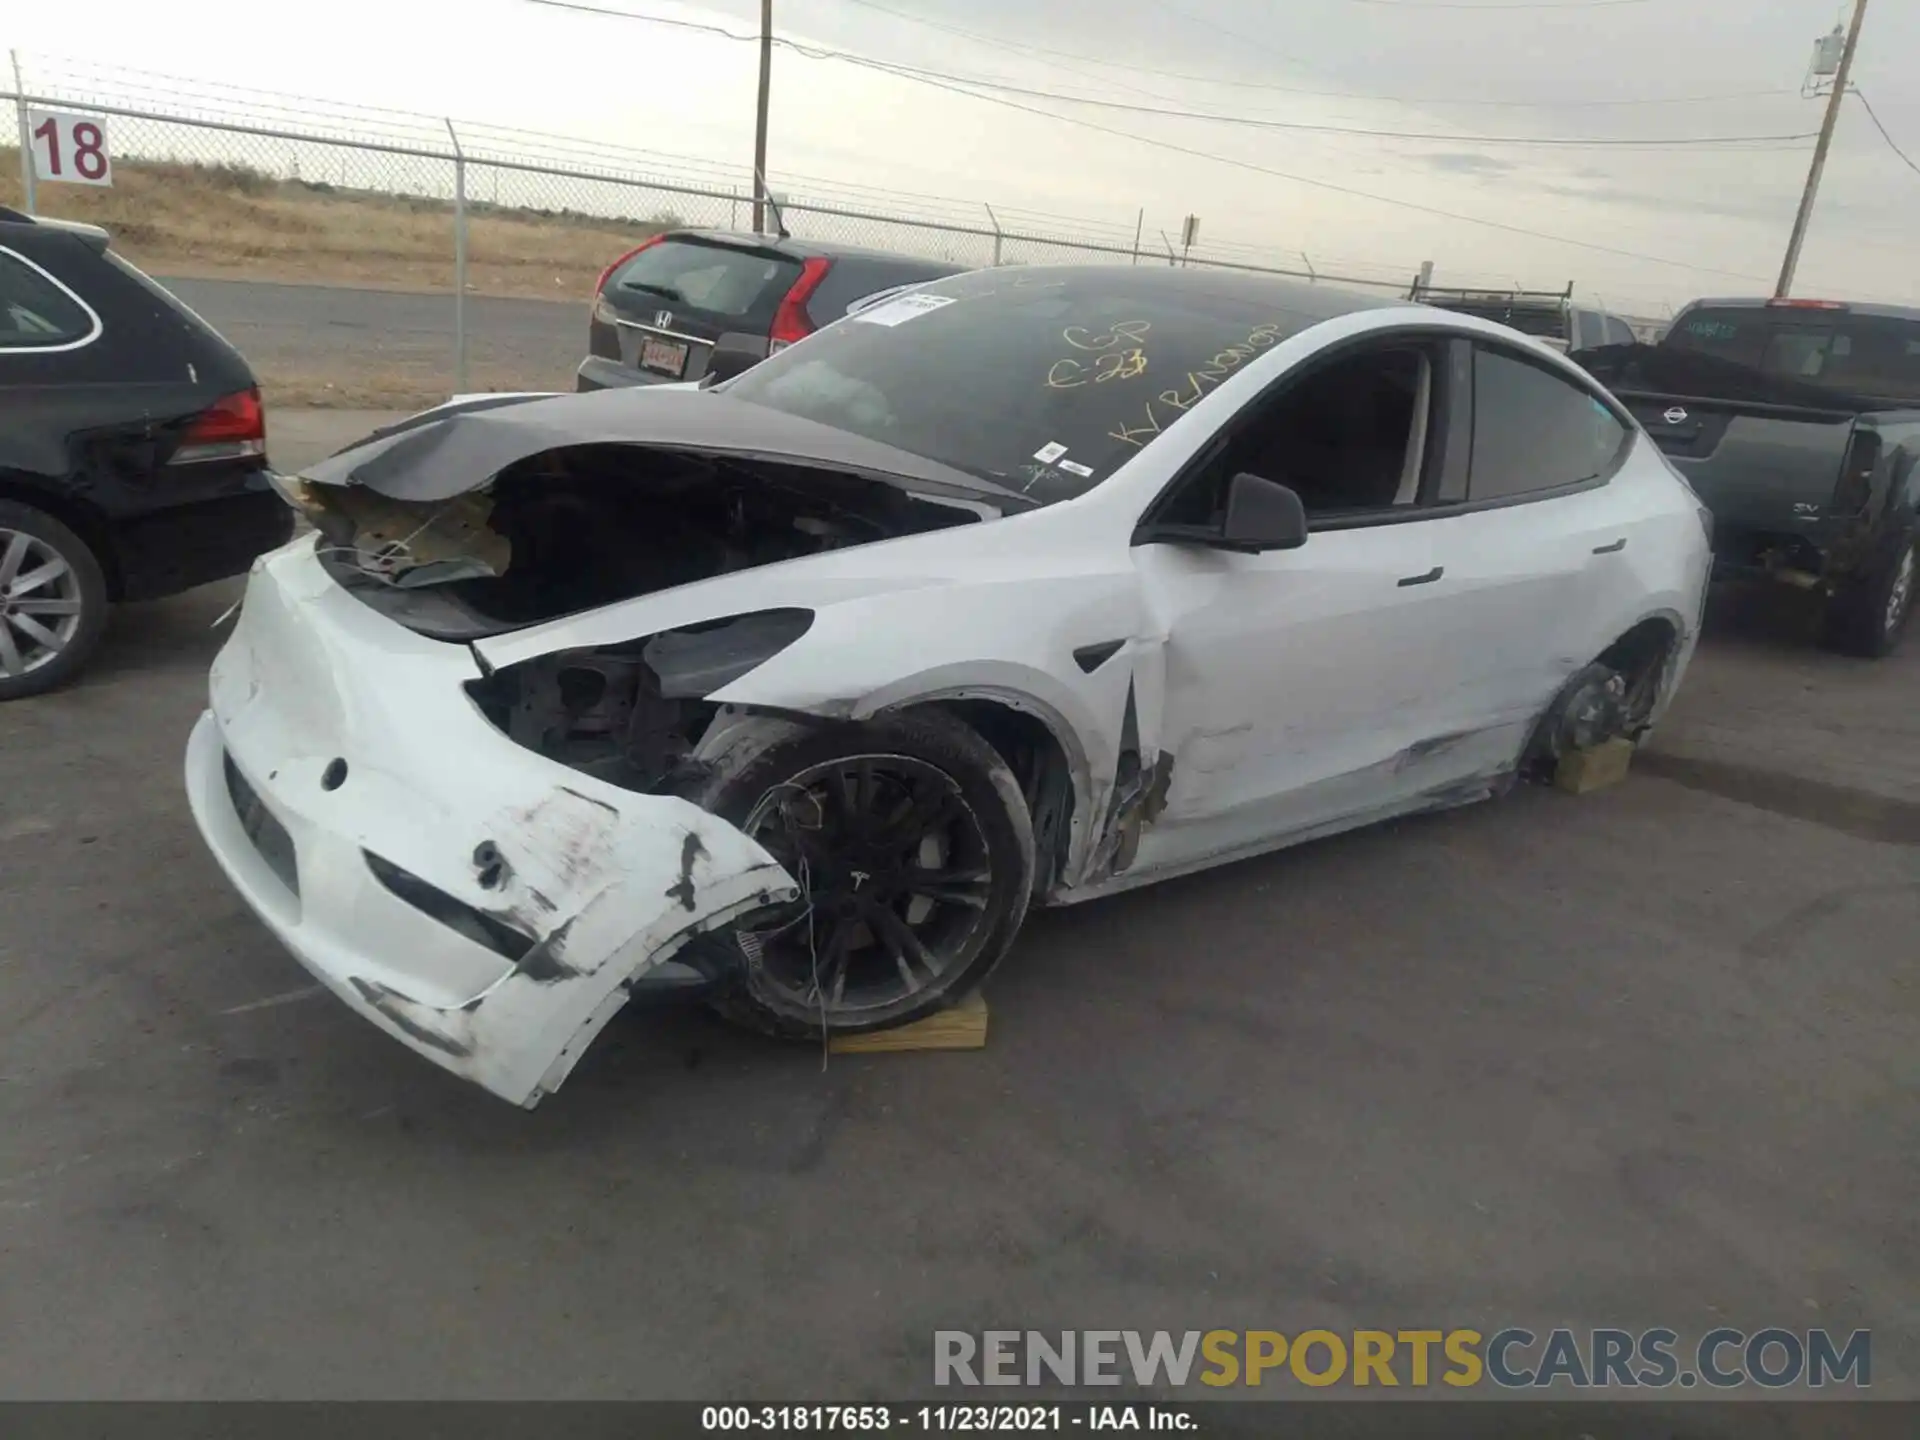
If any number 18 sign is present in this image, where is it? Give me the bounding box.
[27,110,113,188]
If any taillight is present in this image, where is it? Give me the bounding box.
[768,257,833,352]
[595,234,667,296]
[1765,298,1848,310]
[170,387,266,465]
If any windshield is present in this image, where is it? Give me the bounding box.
[721,267,1355,505]
[1661,306,1920,406]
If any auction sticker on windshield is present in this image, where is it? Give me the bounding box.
[854,292,957,327]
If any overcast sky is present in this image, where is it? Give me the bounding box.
[12,0,1920,313]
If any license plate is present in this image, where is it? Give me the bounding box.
[640,336,689,377]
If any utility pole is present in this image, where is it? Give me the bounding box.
[1776,0,1869,299]
[752,0,772,233]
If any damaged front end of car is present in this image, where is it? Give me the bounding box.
[189,389,1034,1105]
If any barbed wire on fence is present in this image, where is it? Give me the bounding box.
[6,50,1469,289]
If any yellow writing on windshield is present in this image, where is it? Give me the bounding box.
[1109,321,1288,447]
[1048,347,1150,390]
[1063,320,1152,352]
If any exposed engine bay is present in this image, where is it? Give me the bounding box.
[294,443,983,642]
[465,609,813,794]
[281,442,992,798]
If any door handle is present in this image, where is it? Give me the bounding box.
[1397,565,1444,587]
[1592,538,1628,555]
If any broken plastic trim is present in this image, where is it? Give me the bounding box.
[642,609,814,698]
[362,850,537,963]
[465,610,817,796]
[223,752,299,899]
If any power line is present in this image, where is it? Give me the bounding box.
[829,0,1794,108]
[1851,87,1920,181]
[818,0,1193,106]
[526,0,1781,283]
[880,79,1815,149]
[536,2,1812,149]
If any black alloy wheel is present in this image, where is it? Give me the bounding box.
[692,712,1036,1038]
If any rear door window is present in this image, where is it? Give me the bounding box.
[603,238,801,328]
[1469,345,1628,501]
[0,246,100,351]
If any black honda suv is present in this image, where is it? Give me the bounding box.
[577,229,965,391]
[0,207,291,699]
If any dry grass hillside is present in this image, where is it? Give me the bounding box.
[0,151,669,299]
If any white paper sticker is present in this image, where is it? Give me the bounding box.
[852,292,957,327]
[1056,458,1095,477]
[1033,441,1069,464]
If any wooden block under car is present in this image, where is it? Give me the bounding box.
[1554,737,1636,795]
[828,991,989,1054]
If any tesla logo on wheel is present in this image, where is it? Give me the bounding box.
[1663,407,1689,425]
[654,310,674,329]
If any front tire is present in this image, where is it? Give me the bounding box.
[1822,517,1917,659]
[692,710,1036,1040]
[0,501,110,702]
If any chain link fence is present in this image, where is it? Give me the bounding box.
[5,52,1456,406]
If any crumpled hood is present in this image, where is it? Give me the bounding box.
[300,384,1033,511]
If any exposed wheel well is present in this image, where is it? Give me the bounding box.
[0,474,122,600]
[1597,616,1680,719]
[925,698,1076,901]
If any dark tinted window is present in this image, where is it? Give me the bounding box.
[1665,307,1764,364]
[1162,346,1433,525]
[604,238,801,324]
[1470,346,1627,500]
[0,247,95,348]
[725,269,1339,503]
[1662,306,1920,404]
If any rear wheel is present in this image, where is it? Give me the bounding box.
[1821,518,1917,659]
[692,711,1035,1040]
[0,501,110,702]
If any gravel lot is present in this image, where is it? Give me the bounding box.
[0,410,1914,1406]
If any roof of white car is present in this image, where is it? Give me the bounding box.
[981,263,1404,323]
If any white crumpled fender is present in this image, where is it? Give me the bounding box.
[191,541,800,1108]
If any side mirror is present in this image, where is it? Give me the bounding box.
[704,332,770,385]
[1221,472,1308,552]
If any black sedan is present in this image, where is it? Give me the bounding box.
[0,207,291,699]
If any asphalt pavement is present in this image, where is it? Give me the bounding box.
[0,416,1915,1404]
[162,276,583,405]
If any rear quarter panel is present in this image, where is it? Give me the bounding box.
[0,232,255,506]
[1675,410,1854,532]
